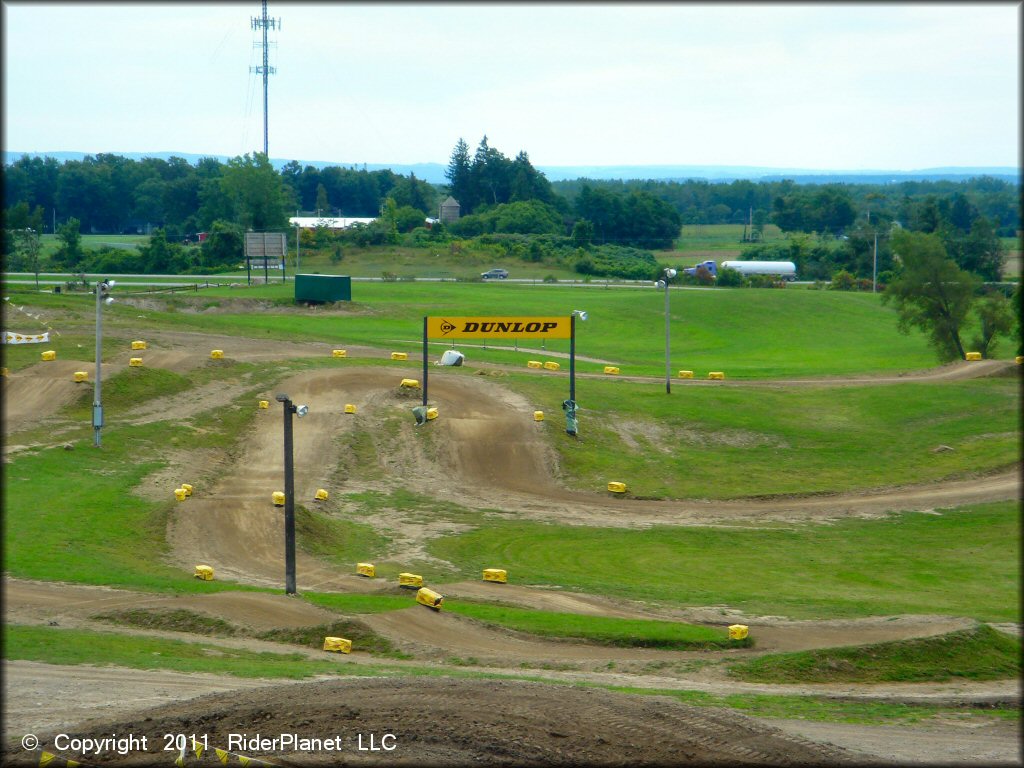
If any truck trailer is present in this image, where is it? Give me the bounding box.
[683,260,796,280]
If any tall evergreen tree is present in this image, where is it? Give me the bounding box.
[445,138,473,212]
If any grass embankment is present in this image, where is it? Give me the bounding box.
[444,603,744,649]
[728,625,1021,683]
[4,624,335,679]
[429,502,1020,623]
[610,686,1019,726]
[92,608,402,657]
[511,375,1019,499]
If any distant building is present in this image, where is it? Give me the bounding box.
[288,216,376,230]
[439,197,460,224]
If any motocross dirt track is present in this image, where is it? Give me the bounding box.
[3,332,1021,766]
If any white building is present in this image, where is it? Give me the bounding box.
[289,216,377,229]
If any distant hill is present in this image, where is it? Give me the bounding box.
[3,150,1018,186]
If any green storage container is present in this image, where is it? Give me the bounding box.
[295,274,351,303]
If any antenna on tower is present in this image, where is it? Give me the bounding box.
[250,0,280,157]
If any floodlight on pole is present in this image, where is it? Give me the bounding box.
[93,279,114,447]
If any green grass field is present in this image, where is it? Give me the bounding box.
[429,502,1020,622]
[2,258,1021,701]
[727,625,1021,683]
[14,278,1016,380]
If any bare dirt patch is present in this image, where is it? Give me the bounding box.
[7,677,860,766]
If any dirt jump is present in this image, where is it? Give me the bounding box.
[3,332,1021,766]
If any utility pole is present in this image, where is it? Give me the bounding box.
[250,1,280,156]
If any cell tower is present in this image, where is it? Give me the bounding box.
[250,0,280,157]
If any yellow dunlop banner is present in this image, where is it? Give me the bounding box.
[427,316,571,340]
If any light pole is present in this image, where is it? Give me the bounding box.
[656,268,677,394]
[93,279,114,447]
[275,393,308,595]
[569,309,588,404]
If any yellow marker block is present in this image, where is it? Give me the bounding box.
[391,351,408,360]
[603,366,620,375]
[965,352,982,361]
[129,357,143,367]
[181,483,193,497]
[194,565,214,581]
[356,562,376,578]
[41,350,56,361]
[678,370,694,379]
[400,378,420,389]
[210,349,224,359]
[272,491,285,506]
[534,411,544,421]
[0,368,7,377]
[416,587,444,610]
[483,568,508,583]
[607,481,627,494]
[527,360,543,369]
[1016,356,1023,365]
[708,371,726,380]
[344,403,357,413]
[426,406,438,420]
[131,340,147,350]
[399,572,423,589]
[258,400,269,409]
[73,371,88,382]
[315,488,329,501]
[332,349,347,358]
[323,636,352,653]
[729,624,749,640]
[543,361,561,371]
[174,488,187,501]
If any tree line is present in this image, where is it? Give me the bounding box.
[2,140,1019,284]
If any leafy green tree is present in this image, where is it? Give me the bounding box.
[218,153,292,230]
[959,216,1004,281]
[52,217,84,268]
[315,183,330,215]
[8,227,44,281]
[882,230,978,362]
[389,172,436,215]
[491,200,562,235]
[394,205,427,233]
[199,221,244,270]
[970,290,1013,358]
[572,218,594,249]
[138,229,185,273]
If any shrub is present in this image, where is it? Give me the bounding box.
[715,266,744,287]
[830,269,857,291]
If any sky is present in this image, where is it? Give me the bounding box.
[2,2,1020,171]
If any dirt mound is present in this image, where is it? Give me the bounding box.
[24,677,856,766]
